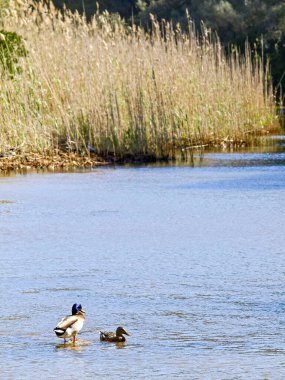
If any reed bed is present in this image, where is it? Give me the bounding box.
[0,0,279,161]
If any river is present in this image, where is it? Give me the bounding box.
[1,137,285,379]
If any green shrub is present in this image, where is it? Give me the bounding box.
[0,30,27,75]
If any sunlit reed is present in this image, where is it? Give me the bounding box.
[0,0,279,160]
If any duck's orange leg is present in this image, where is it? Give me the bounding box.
[72,336,76,345]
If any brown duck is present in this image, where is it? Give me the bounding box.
[100,326,130,342]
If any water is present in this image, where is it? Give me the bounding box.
[1,138,285,379]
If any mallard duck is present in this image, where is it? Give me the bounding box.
[54,303,86,344]
[100,326,130,342]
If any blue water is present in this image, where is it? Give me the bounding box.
[1,144,285,379]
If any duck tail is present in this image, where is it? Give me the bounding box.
[54,327,66,337]
[100,331,106,341]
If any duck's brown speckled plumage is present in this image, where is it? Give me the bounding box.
[100,326,130,342]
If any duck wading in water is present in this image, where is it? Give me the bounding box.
[100,326,130,342]
[54,303,86,345]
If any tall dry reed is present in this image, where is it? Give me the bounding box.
[0,0,279,159]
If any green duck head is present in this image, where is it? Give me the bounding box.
[72,303,86,316]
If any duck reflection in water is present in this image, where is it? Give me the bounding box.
[55,342,86,351]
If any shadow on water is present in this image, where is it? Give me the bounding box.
[116,134,285,169]
[55,339,92,351]
[99,341,128,349]
[171,134,285,168]
[55,339,129,351]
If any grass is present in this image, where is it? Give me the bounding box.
[0,0,280,161]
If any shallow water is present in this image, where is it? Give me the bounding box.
[1,137,285,379]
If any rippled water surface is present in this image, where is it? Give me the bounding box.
[1,138,285,379]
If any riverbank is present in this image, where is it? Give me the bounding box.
[0,151,107,173]
[0,1,278,163]
[0,130,281,172]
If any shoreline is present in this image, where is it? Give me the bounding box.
[0,152,108,173]
[0,151,165,173]
[0,133,282,173]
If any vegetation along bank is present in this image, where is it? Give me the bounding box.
[0,0,281,171]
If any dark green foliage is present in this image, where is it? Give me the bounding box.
[52,0,137,19]
[0,30,27,75]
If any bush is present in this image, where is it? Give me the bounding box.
[0,30,27,75]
